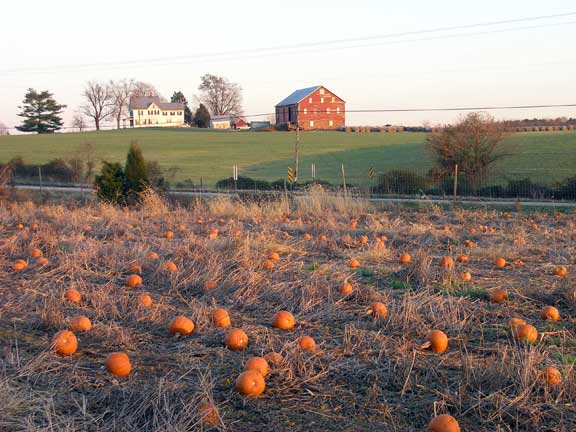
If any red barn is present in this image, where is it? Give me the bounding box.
[275,86,345,130]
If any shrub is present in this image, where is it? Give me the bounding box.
[505,178,551,199]
[125,142,149,199]
[95,162,127,204]
[556,176,576,200]
[215,176,271,190]
[375,170,428,195]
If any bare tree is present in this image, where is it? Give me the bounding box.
[427,112,510,192]
[197,74,243,117]
[71,114,88,132]
[131,81,163,99]
[0,121,9,136]
[81,81,114,131]
[110,79,135,129]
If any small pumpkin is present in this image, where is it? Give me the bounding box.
[319,234,328,241]
[148,252,159,260]
[439,256,454,268]
[513,258,525,266]
[464,240,475,248]
[495,257,506,268]
[427,414,461,432]
[212,308,231,328]
[225,328,249,350]
[236,370,265,396]
[264,352,284,365]
[349,220,358,229]
[367,302,388,318]
[490,288,508,304]
[37,257,49,266]
[553,266,568,277]
[425,330,448,353]
[244,356,269,377]
[299,335,317,353]
[262,259,275,270]
[65,289,82,303]
[268,251,280,261]
[459,271,472,281]
[70,315,92,332]
[542,366,562,386]
[169,316,195,336]
[348,258,360,269]
[129,262,142,274]
[165,231,174,239]
[12,259,28,271]
[272,311,296,330]
[204,280,217,291]
[164,261,178,273]
[199,402,220,426]
[514,324,538,343]
[126,274,143,288]
[456,254,469,263]
[303,233,312,240]
[399,253,411,265]
[52,330,78,356]
[139,294,153,308]
[31,248,43,258]
[359,235,369,245]
[340,282,353,295]
[106,352,132,377]
[541,305,560,321]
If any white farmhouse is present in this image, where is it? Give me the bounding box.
[128,96,185,128]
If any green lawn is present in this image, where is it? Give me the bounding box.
[0,128,574,186]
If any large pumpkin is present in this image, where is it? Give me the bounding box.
[52,330,78,356]
[106,352,132,377]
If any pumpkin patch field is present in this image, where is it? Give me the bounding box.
[1,189,575,431]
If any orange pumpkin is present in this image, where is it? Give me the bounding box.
[427,414,461,432]
[106,352,132,377]
[37,257,49,266]
[459,271,472,281]
[272,311,296,330]
[12,259,28,271]
[236,370,265,396]
[490,288,508,304]
[204,280,217,291]
[225,328,249,350]
[553,266,568,277]
[244,356,269,377]
[495,257,506,268]
[368,302,388,318]
[65,289,82,303]
[262,260,275,270]
[464,240,475,248]
[426,330,448,353]
[399,253,411,265]
[169,316,195,336]
[165,231,174,239]
[148,252,159,260]
[542,366,562,386]
[303,233,312,240]
[264,352,284,365]
[359,235,369,245]
[164,261,178,273]
[299,335,317,352]
[199,402,220,426]
[126,274,143,288]
[514,324,538,343]
[52,330,78,356]
[340,282,353,295]
[31,248,43,258]
[70,315,92,332]
[348,258,360,269]
[319,234,328,241]
[268,251,280,261]
[349,220,358,229]
[129,262,142,274]
[513,258,525,266]
[212,308,231,328]
[456,254,469,263]
[541,306,560,321]
[440,256,454,268]
[139,294,153,308]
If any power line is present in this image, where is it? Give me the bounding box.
[2,103,575,131]
[1,12,575,76]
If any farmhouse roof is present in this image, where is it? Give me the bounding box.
[129,96,184,111]
[211,115,233,122]
[275,86,321,107]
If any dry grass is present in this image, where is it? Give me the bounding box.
[0,192,575,431]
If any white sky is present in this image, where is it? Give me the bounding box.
[1,0,575,130]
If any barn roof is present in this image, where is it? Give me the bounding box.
[275,86,321,107]
[129,96,184,111]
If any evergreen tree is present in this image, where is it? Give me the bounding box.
[94,162,127,204]
[171,91,193,124]
[124,141,149,200]
[194,104,211,128]
[16,88,66,133]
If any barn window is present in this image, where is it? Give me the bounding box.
[309,98,312,103]
[319,88,325,95]
[329,120,333,127]
[326,108,330,114]
[310,120,314,127]
[332,97,335,103]
[320,98,324,103]
[337,107,340,114]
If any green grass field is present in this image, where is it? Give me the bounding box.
[0,128,574,186]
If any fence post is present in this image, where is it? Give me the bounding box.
[341,163,347,197]
[38,166,44,202]
[453,164,458,204]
